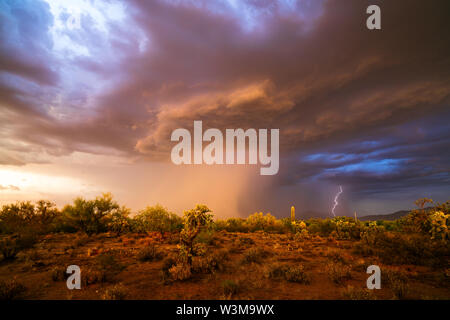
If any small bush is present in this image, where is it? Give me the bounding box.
[325,248,348,264]
[192,249,228,274]
[96,253,125,273]
[161,255,177,282]
[238,237,255,246]
[241,248,269,264]
[137,245,162,262]
[221,280,241,297]
[267,263,311,284]
[102,284,128,300]
[284,266,311,284]
[168,263,192,281]
[132,204,183,234]
[0,279,27,300]
[326,262,352,285]
[0,234,36,260]
[384,270,409,299]
[82,268,108,286]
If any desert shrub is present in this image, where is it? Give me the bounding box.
[283,266,311,284]
[291,220,308,234]
[62,193,128,235]
[92,253,125,282]
[137,245,163,262]
[96,253,125,273]
[384,270,409,299]
[221,280,241,297]
[332,217,362,240]
[325,248,348,264]
[132,204,182,234]
[102,284,128,300]
[266,263,310,284]
[238,237,255,246]
[192,249,228,274]
[341,285,374,300]
[82,268,108,286]
[369,232,449,267]
[194,229,216,245]
[326,262,352,285]
[50,265,68,281]
[244,212,284,233]
[106,206,132,235]
[161,255,178,282]
[0,200,59,235]
[360,222,385,246]
[168,263,192,281]
[0,279,27,300]
[215,218,249,233]
[306,218,335,237]
[241,248,269,264]
[0,233,36,260]
[352,241,375,257]
[179,204,213,266]
[400,199,449,240]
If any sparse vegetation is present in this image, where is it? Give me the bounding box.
[0,195,448,299]
[326,262,352,285]
[0,279,27,300]
[137,245,163,262]
[241,248,269,264]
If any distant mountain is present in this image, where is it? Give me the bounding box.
[298,208,426,221]
[359,210,411,221]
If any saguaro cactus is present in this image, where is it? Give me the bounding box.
[291,206,295,221]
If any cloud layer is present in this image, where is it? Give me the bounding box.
[0,0,449,216]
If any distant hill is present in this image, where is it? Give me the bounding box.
[359,210,411,221]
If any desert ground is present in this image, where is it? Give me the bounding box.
[1,230,448,300]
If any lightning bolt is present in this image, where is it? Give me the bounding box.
[331,185,343,217]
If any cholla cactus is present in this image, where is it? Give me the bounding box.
[291,206,295,222]
[429,211,449,241]
[179,204,213,266]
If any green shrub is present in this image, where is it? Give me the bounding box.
[245,212,284,233]
[62,193,128,235]
[0,201,59,235]
[306,218,335,237]
[132,204,182,234]
[214,218,249,233]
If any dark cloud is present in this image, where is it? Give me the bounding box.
[0,0,449,214]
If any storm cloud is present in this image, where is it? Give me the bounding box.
[0,0,449,216]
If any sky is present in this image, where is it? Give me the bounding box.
[0,0,449,218]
